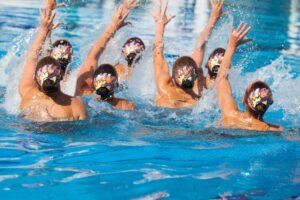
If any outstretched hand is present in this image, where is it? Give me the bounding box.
[210,0,228,21]
[152,0,175,27]
[123,0,140,10]
[39,9,60,32]
[110,5,130,31]
[109,0,140,32]
[228,22,252,48]
[45,0,65,11]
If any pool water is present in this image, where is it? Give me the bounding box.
[0,0,299,199]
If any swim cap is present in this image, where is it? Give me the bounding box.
[35,62,62,94]
[93,64,118,100]
[247,88,273,114]
[174,66,197,89]
[206,48,225,79]
[122,37,145,66]
[51,39,73,73]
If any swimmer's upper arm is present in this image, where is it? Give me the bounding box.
[216,47,239,115]
[153,25,172,95]
[192,18,217,68]
[75,20,120,96]
[75,61,96,96]
[20,28,50,98]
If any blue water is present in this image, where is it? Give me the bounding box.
[0,0,299,199]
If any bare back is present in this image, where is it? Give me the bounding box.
[155,81,197,108]
[20,87,86,122]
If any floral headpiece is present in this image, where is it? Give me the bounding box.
[36,64,61,87]
[174,66,196,86]
[122,38,145,63]
[93,73,118,93]
[208,53,224,71]
[247,88,274,113]
[52,43,73,64]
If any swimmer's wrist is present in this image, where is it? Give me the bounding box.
[156,22,166,28]
[227,43,237,52]
[105,26,117,37]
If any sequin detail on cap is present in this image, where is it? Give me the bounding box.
[36,64,61,87]
[93,73,118,92]
[174,66,196,86]
[247,88,274,112]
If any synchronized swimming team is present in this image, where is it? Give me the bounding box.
[19,0,284,131]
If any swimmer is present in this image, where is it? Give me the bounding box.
[45,1,74,79]
[93,64,135,109]
[192,0,227,90]
[216,22,283,131]
[152,0,200,108]
[51,39,74,77]
[115,37,146,81]
[19,3,86,122]
[193,0,252,89]
[75,0,139,110]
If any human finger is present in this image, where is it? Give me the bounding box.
[54,3,66,9]
[239,26,251,39]
[49,11,56,24]
[238,23,248,35]
[166,15,175,24]
[235,22,243,32]
[52,22,60,30]
[163,0,169,16]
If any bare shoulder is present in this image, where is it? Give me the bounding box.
[221,112,270,131]
[109,98,136,110]
[71,97,87,120]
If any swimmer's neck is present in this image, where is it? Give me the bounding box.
[46,90,64,99]
[180,86,199,99]
[244,107,264,121]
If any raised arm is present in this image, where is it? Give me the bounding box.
[192,0,226,68]
[152,0,175,94]
[19,8,59,98]
[192,0,226,94]
[216,22,251,115]
[75,0,140,96]
[45,0,65,44]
